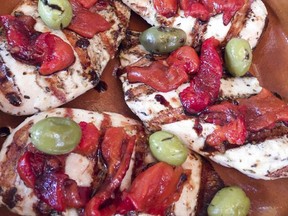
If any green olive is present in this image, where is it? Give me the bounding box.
[38,0,73,30]
[30,117,82,155]
[149,131,188,166]
[225,38,253,77]
[208,186,251,216]
[140,26,187,54]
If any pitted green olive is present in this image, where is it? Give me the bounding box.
[140,26,187,54]
[225,38,253,77]
[38,0,73,30]
[30,117,82,155]
[208,186,251,216]
[149,131,188,166]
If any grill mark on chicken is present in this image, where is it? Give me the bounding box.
[63,29,92,70]
[191,20,208,49]
[0,122,32,188]
[147,107,188,131]
[247,124,288,144]
[37,74,68,103]
[121,30,141,51]
[196,158,225,215]
[0,56,22,107]
[267,165,288,178]
[100,33,116,58]
[1,187,20,209]
[125,84,157,101]
[222,0,251,46]
[108,1,131,58]
[202,125,288,153]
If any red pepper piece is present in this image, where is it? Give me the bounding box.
[153,0,178,18]
[101,127,127,175]
[127,60,189,92]
[238,89,288,132]
[180,0,244,25]
[179,0,194,11]
[202,102,247,150]
[17,152,36,188]
[180,0,210,20]
[0,15,40,65]
[76,0,98,8]
[127,46,200,92]
[35,32,75,75]
[180,37,222,114]
[74,121,100,155]
[68,0,111,38]
[201,0,245,25]
[84,128,136,216]
[34,173,69,212]
[0,15,75,75]
[186,3,210,21]
[64,179,91,208]
[167,45,200,75]
[117,162,184,215]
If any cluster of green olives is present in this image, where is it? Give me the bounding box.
[225,38,253,77]
[30,117,82,155]
[38,0,73,29]
[208,186,251,216]
[140,26,187,54]
[149,131,188,166]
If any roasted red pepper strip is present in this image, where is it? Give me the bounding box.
[35,32,75,75]
[180,37,222,114]
[185,3,210,21]
[17,151,91,211]
[74,121,100,155]
[68,0,111,38]
[202,0,245,25]
[126,46,200,92]
[0,15,40,64]
[167,45,200,75]
[34,173,68,212]
[202,102,247,151]
[101,127,127,175]
[180,0,245,25]
[84,128,136,216]
[64,179,91,208]
[153,0,178,18]
[127,60,188,92]
[17,152,36,188]
[0,15,75,75]
[117,162,184,215]
[238,89,288,132]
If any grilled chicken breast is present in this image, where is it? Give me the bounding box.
[0,108,224,216]
[118,26,288,180]
[0,0,130,116]
[119,31,262,131]
[122,0,267,48]
[0,108,144,215]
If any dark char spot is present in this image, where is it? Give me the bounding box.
[0,127,10,138]
[89,70,100,86]
[76,38,90,49]
[94,80,108,93]
[5,92,22,107]
[2,187,18,209]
